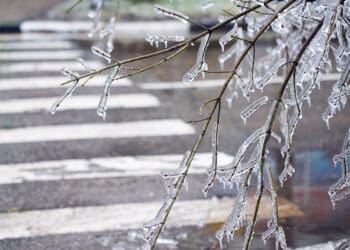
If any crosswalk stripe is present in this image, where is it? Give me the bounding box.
[0,75,131,90]
[0,153,232,184]
[140,80,222,90]
[0,196,302,240]
[0,41,75,50]
[0,119,195,144]
[0,33,76,42]
[0,61,104,74]
[140,73,342,90]
[20,21,190,40]
[0,50,83,61]
[0,94,159,114]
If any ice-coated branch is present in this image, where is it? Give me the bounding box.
[240,96,269,124]
[146,35,185,48]
[261,165,289,250]
[49,68,80,115]
[182,33,211,84]
[328,128,350,208]
[154,4,189,23]
[202,102,221,197]
[97,65,120,120]
[91,45,112,63]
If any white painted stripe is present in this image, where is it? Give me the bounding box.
[0,61,104,74]
[0,41,75,50]
[0,152,232,184]
[0,75,131,90]
[141,80,222,90]
[0,196,302,240]
[0,50,83,61]
[0,119,195,144]
[0,94,159,114]
[20,21,190,40]
[140,73,342,90]
[0,33,77,42]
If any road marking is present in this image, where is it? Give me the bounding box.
[140,73,342,90]
[0,75,131,90]
[0,50,83,61]
[0,61,104,74]
[20,21,190,41]
[0,41,75,50]
[0,196,302,240]
[0,153,232,184]
[0,119,195,144]
[0,33,78,42]
[140,80,222,90]
[0,94,159,114]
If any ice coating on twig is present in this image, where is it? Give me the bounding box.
[91,45,112,63]
[216,185,248,248]
[183,34,210,84]
[49,68,79,115]
[328,129,350,208]
[154,4,189,23]
[97,65,120,120]
[76,58,95,72]
[219,22,238,52]
[142,151,190,249]
[255,58,285,90]
[202,121,219,197]
[146,35,185,48]
[261,166,289,249]
[240,96,269,124]
[323,60,350,129]
[87,0,103,38]
[279,161,295,187]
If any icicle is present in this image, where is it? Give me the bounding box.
[255,59,285,90]
[91,45,112,63]
[240,96,268,124]
[271,131,282,143]
[226,78,239,108]
[49,68,79,115]
[97,65,120,120]
[76,58,95,72]
[202,122,219,197]
[160,151,190,196]
[218,22,238,52]
[183,34,210,84]
[218,43,236,69]
[277,226,288,250]
[216,185,248,246]
[261,218,277,244]
[146,35,185,48]
[87,0,103,38]
[154,5,189,23]
[105,17,116,53]
[328,128,350,208]
[279,161,295,187]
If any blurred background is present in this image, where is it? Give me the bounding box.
[0,0,349,249]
